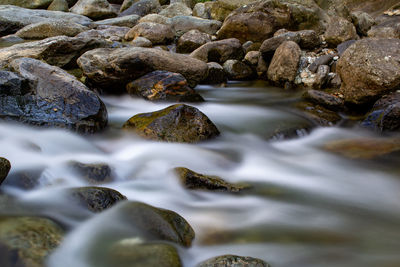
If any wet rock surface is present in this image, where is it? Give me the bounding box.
[198,254,270,267]
[69,162,114,184]
[0,158,10,185]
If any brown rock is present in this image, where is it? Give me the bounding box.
[70,0,117,20]
[324,16,358,47]
[190,38,244,63]
[176,29,211,54]
[223,59,255,80]
[125,22,175,45]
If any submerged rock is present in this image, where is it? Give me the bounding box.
[69,161,114,184]
[126,71,204,102]
[3,168,44,189]
[295,102,341,127]
[123,104,219,143]
[198,254,270,267]
[0,158,10,185]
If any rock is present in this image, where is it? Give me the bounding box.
[337,40,356,57]
[126,70,204,102]
[15,20,88,39]
[170,0,196,8]
[190,38,244,64]
[0,158,10,185]
[337,38,400,106]
[0,36,110,69]
[123,104,220,143]
[120,0,136,12]
[177,29,211,53]
[77,47,208,91]
[303,89,344,111]
[159,3,192,18]
[198,255,270,267]
[106,242,182,267]
[367,15,400,39]
[169,16,222,37]
[267,41,301,85]
[0,35,24,48]
[244,51,260,66]
[139,14,171,25]
[48,0,69,11]
[77,26,130,42]
[0,216,64,267]
[125,22,175,45]
[0,0,53,9]
[95,15,140,27]
[0,70,29,97]
[70,0,117,20]
[193,3,211,19]
[324,16,358,47]
[2,168,44,189]
[350,11,375,36]
[313,65,330,89]
[210,0,255,21]
[223,60,255,81]
[201,62,227,84]
[69,186,126,212]
[362,92,400,132]
[0,58,108,133]
[69,161,114,184]
[0,5,92,36]
[308,54,333,73]
[119,0,161,17]
[295,101,341,126]
[131,37,152,47]
[174,167,247,192]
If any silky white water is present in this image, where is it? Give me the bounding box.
[1,81,400,267]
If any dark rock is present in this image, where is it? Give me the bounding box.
[324,16,358,47]
[123,104,220,143]
[244,51,260,66]
[201,62,227,84]
[242,40,261,54]
[223,60,255,81]
[337,40,356,57]
[125,22,175,45]
[0,71,29,96]
[0,158,10,185]
[177,29,211,54]
[126,70,204,102]
[69,161,114,184]
[303,90,344,111]
[350,11,375,36]
[198,254,270,267]
[2,168,43,189]
[309,54,333,73]
[314,65,330,89]
[295,101,341,126]
[190,38,244,64]
[367,15,400,39]
[119,0,161,17]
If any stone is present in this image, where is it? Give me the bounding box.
[0,5,92,36]
[303,89,344,111]
[94,15,141,28]
[176,29,211,54]
[0,0,53,9]
[210,0,255,21]
[70,0,117,20]
[190,38,244,64]
[337,38,400,106]
[0,35,110,69]
[169,15,222,37]
[15,20,88,39]
[120,0,136,12]
[159,2,192,18]
[324,16,358,47]
[119,0,161,17]
[337,40,356,57]
[367,15,400,39]
[314,64,330,89]
[193,2,210,19]
[308,54,333,73]
[69,161,114,184]
[68,186,126,212]
[174,167,247,192]
[127,70,204,102]
[77,26,131,42]
[295,101,341,126]
[267,41,301,85]
[0,216,64,267]
[201,62,227,84]
[77,47,209,91]
[0,58,108,133]
[2,168,44,189]
[139,14,171,25]
[198,255,270,267]
[350,11,375,36]
[125,22,175,45]
[123,104,220,143]
[131,36,152,47]
[0,158,10,185]
[223,59,255,81]
[48,0,69,11]
[244,51,260,66]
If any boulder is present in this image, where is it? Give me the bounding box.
[350,11,375,36]
[48,0,70,11]
[131,36,152,47]
[139,14,171,25]
[76,26,130,42]
[169,15,222,37]
[126,70,204,102]
[210,0,255,21]
[0,216,64,267]
[198,255,270,267]
[77,47,209,91]
[0,158,10,185]
[0,58,108,133]
[159,3,192,18]
[267,41,301,85]
[0,0,53,9]
[201,62,227,84]
[119,0,161,17]
[94,15,140,28]
[125,22,175,45]
[244,51,260,66]
[337,38,400,106]
[170,0,196,9]
[190,38,244,64]
[0,5,92,36]
[0,35,110,69]
[223,59,255,80]
[120,0,136,12]
[69,161,114,184]
[177,29,211,53]
[324,16,358,47]
[193,2,211,19]
[367,15,400,39]
[123,104,220,143]
[15,20,88,39]
[70,0,117,20]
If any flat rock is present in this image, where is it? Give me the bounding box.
[94,15,140,28]
[15,20,89,39]
[76,26,130,42]
[169,15,221,37]
[0,0,53,9]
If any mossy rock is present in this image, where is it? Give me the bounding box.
[123,104,220,143]
[198,254,270,267]
[0,158,11,185]
[0,216,64,267]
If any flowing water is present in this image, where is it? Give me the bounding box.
[1,81,400,267]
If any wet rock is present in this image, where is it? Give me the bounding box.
[125,22,175,45]
[131,37,152,47]
[139,14,171,25]
[267,41,301,86]
[223,60,255,81]
[119,0,161,17]
[0,216,64,267]
[198,254,270,267]
[0,5,92,36]
[0,70,29,96]
[303,90,344,111]
[123,104,219,143]
[1,58,108,133]
[2,168,43,189]
[94,15,140,28]
[190,38,243,64]
[295,102,341,126]
[0,0,53,9]
[324,16,358,47]
[177,29,211,53]
[201,62,227,84]
[69,186,126,212]
[69,161,114,184]
[15,20,88,39]
[309,54,333,73]
[77,47,208,91]
[48,0,69,11]
[337,38,400,106]
[77,26,130,42]
[159,3,192,18]
[0,36,110,69]
[174,167,247,192]
[244,51,260,66]
[127,70,203,102]
[0,158,10,185]
[169,16,222,37]
[70,0,117,20]
[350,11,375,36]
